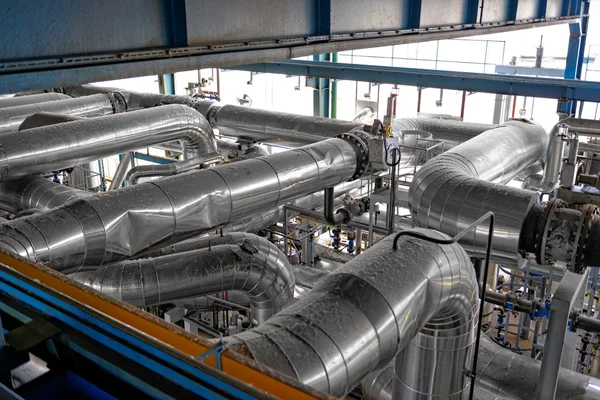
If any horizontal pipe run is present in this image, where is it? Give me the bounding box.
[70,233,293,325]
[64,86,490,149]
[362,335,600,400]
[0,92,70,109]
[0,93,120,133]
[575,314,600,334]
[0,104,217,181]
[0,175,91,214]
[0,138,360,272]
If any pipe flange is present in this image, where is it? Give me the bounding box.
[206,104,221,129]
[536,198,567,265]
[574,204,599,272]
[108,91,128,113]
[338,132,369,181]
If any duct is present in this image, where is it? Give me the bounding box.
[70,233,294,325]
[226,231,478,398]
[0,94,122,134]
[0,104,218,181]
[523,122,567,193]
[0,175,91,214]
[0,93,71,109]
[0,137,361,272]
[409,120,547,265]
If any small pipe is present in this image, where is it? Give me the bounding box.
[109,153,134,191]
[324,187,347,225]
[575,314,600,333]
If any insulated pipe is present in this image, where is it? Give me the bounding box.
[0,104,218,181]
[125,148,262,185]
[108,152,134,191]
[226,231,478,398]
[0,93,71,109]
[523,123,567,193]
[18,111,80,131]
[362,336,600,400]
[70,233,294,325]
[213,180,362,238]
[409,120,547,265]
[392,118,497,148]
[0,137,361,272]
[64,86,492,148]
[125,154,223,185]
[0,175,91,214]
[0,94,121,133]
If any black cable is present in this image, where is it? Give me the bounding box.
[385,140,401,167]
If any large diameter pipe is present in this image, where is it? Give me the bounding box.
[409,120,547,265]
[0,175,91,214]
[64,86,491,148]
[18,112,103,190]
[392,117,496,148]
[0,104,217,181]
[362,336,600,400]
[0,137,360,272]
[0,93,70,109]
[0,94,121,133]
[209,104,362,147]
[226,231,478,398]
[70,233,293,325]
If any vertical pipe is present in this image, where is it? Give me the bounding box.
[417,88,422,114]
[460,90,467,119]
[109,153,134,191]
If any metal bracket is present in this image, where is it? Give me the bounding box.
[196,334,226,370]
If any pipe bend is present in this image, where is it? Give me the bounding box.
[69,233,294,325]
[409,120,547,265]
[522,123,566,193]
[173,104,218,159]
[226,230,478,397]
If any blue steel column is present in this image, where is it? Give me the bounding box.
[159,74,176,95]
[313,54,330,117]
[560,0,589,117]
[313,0,331,117]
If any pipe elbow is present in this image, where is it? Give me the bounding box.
[522,173,558,193]
[176,105,218,159]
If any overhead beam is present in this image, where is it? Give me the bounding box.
[0,15,579,95]
[231,60,600,103]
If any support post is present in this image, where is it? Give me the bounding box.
[536,270,587,400]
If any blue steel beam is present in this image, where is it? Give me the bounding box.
[232,60,600,103]
[0,0,579,95]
